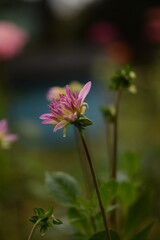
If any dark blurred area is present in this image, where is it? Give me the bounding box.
[0,0,160,239]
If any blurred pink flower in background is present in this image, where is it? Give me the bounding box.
[87,22,119,45]
[144,20,160,43]
[47,87,66,101]
[144,7,160,43]
[0,21,28,60]
[0,119,18,149]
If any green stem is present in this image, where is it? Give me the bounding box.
[111,90,121,179]
[74,129,97,233]
[109,90,121,227]
[74,128,93,196]
[79,129,111,240]
[28,219,42,240]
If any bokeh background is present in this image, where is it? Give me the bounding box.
[0,0,160,239]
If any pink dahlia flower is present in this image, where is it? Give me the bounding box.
[0,21,28,59]
[0,119,18,149]
[40,81,92,137]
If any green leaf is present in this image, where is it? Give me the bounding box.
[52,218,63,225]
[77,196,99,216]
[100,179,118,206]
[125,193,151,236]
[120,152,140,178]
[33,208,44,217]
[29,215,39,223]
[45,172,81,206]
[110,229,121,240]
[89,230,120,240]
[89,231,105,240]
[118,181,137,208]
[45,206,53,218]
[40,225,48,236]
[106,205,118,212]
[130,222,154,240]
[68,207,89,233]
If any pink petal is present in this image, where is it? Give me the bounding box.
[53,120,68,132]
[69,113,77,120]
[74,91,79,99]
[64,113,77,120]
[76,96,83,108]
[0,119,8,133]
[78,81,92,103]
[41,119,57,125]
[39,113,53,119]
[66,85,74,101]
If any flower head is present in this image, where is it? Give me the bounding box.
[109,65,137,93]
[40,81,92,136]
[0,119,18,149]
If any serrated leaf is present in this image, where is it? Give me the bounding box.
[89,230,120,240]
[130,222,154,240]
[45,172,81,207]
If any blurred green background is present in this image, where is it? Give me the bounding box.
[0,0,160,239]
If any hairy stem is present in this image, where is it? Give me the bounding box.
[79,129,111,240]
[28,219,42,240]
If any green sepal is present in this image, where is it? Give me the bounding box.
[73,115,93,130]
